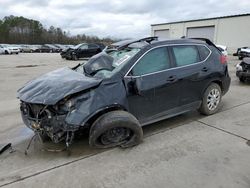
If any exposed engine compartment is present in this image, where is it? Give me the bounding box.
[20,102,77,145]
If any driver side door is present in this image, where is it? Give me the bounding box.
[124,46,180,125]
[78,44,88,58]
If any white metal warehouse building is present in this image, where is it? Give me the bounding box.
[151,14,250,54]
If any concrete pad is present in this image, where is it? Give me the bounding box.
[200,102,250,140]
[2,121,250,188]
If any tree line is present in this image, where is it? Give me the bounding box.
[0,15,115,45]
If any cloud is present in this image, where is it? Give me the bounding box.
[0,0,250,38]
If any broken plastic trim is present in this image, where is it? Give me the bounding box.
[117,37,158,50]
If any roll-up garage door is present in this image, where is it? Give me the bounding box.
[187,26,215,41]
[154,29,170,39]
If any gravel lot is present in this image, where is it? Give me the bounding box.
[0,53,250,188]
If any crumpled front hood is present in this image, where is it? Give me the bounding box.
[17,67,102,105]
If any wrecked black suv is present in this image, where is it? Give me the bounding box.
[18,37,230,149]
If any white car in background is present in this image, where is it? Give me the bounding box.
[216,45,228,56]
[0,44,11,54]
[0,46,5,54]
[5,44,20,54]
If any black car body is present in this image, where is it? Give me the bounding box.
[18,37,230,148]
[236,57,250,82]
[61,43,105,60]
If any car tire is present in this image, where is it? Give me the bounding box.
[89,110,143,149]
[199,83,222,115]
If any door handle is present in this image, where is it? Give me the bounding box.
[201,67,209,72]
[167,75,177,82]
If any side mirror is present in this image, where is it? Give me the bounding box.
[126,76,143,96]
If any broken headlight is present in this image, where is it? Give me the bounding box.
[64,99,75,109]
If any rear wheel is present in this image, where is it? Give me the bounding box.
[89,111,143,149]
[199,83,222,115]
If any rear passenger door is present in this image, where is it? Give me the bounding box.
[169,44,212,106]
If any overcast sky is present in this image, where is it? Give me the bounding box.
[0,0,250,39]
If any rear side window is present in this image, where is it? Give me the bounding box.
[172,45,199,67]
[197,45,210,61]
[131,47,170,76]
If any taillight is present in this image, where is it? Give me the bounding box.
[220,55,227,64]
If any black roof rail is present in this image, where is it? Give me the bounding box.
[117,36,158,50]
[189,38,217,47]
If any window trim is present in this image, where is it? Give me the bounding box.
[124,43,211,78]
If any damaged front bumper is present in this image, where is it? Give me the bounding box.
[236,71,250,79]
[20,102,80,145]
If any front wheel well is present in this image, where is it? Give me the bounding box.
[85,105,127,129]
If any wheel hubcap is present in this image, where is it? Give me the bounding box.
[207,88,220,111]
[100,127,131,145]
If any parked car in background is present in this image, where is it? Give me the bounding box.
[62,43,105,60]
[20,45,38,53]
[18,37,230,149]
[238,47,250,60]
[0,44,11,54]
[236,57,250,82]
[1,44,20,54]
[216,45,228,56]
[0,46,6,54]
[53,44,67,52]
[35,44,60,53]
[233,47,248,56]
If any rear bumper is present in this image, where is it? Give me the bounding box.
[236,71,250,79]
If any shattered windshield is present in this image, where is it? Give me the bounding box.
[74,48,140,78]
